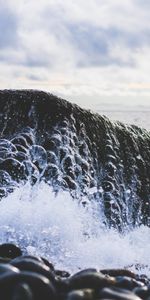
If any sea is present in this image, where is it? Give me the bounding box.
[0,99,149,277]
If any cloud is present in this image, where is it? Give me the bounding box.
[0,0,150,106]
[0,2,18,49]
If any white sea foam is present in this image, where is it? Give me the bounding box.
[0,182,149,276]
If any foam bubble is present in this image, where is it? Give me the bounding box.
[0,182,149,275]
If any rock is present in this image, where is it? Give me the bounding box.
[12,282,33,300]
[115,276,144,290]
[63,176,77,190]
[100,269,136,279]
[0,271,56,300]
[0,244,22,259]
[67,289,94,300]
[55,269,70,278]
[0,158,26,181]
[99,287,142,300]
[67,270,116,290]
[43,163,59,182]
[134,286,149,299]
[10,257,55,283]
[0,264,20,275]
[11,136,29,149]
[29,145,47,170]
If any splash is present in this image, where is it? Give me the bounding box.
[0,182,149,276]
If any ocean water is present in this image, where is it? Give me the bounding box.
[99,110,150,131]
[0,97,149,277]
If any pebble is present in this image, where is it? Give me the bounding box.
[12,282,33,300]
[99,287,142,300]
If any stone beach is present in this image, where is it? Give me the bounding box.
[0,243,149,300]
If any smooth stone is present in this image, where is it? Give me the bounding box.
[67,289,94,300]
[55,269,70,278]
[0,244,22,259]
[115,276,144,290]
[100,269,136,279]
[41,257,55,271]
[68,270,116,290]
[10,258,55,283]
[0,271,56,300]
[99,287,142,300]
[0,264,20,275]
[134,286,149,298]
[0,257,11,263]
[12,283,33,300]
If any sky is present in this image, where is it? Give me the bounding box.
[0,0,150,111]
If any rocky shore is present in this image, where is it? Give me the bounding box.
[0,243,149,300]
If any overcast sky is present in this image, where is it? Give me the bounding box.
[0,0,150,110]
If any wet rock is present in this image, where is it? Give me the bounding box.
[12,282,33,300]
[67,270,116,290]
[55,269,70,278]
[0,244,22,259]
[10,257,55,283]
[0,271,56,300]
[105,144,116,156]
[24,160,40,184]
[41,258,55,271]
[15,144,28,153]
[0,264,20,275]
[63,176,77,190]
[79,143,88,157]
[51,134,62,147]
[13,151,28,162]
[62,156,74,172]
[21,133,34,146]
[99,287,142,300]
[43,163,59,182]
[115,276,144,290]
[59,120,69,128]
[43,139,58,153]
[0,242,149,300]
[29,145,47,170]
[11,136,29,149]
[105,162,117,177]
[100,269,136,279]
[0,139,17,152]
[107,154,117,164]
[134,286,149,299]
[0,150,10,159]
[47,151,58,165]
[101,180,115,192]
[67,289,94,300]
[0,187,7,198]
[81,160,89,174]
[0,158,26,181]
[59,147,69,162]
